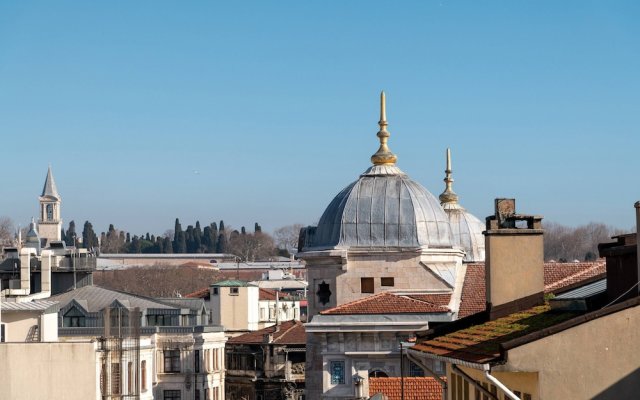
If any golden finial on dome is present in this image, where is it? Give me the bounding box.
[371,91,398,166]
[439,148,459,204]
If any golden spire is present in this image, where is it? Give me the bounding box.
[439,148,459,204]
[371,91,398,166]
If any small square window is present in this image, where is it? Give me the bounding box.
[230,287,239,295]
[212,287,219,295]
[381,277,394,287]
[361,278,374,294]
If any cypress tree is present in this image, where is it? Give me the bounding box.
[82,221,98,249]
[241,226,246,235]
[219,220,225,232]
[176,231,187,253]
[164,237,173,253]
[126,232,131,243]
[145,232,151,241]
[65,221,76,246]
[216,233,227,253]
[254,222,262,233]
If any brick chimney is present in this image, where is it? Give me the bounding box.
[597,201,640,303]
[484,199,544,319]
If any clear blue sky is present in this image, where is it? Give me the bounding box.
[1,1,639,235]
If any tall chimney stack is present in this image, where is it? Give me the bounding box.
[484,199,544,320]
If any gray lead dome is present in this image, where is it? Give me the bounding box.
[310,165,454,249]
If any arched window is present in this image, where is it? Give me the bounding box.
[368,370,388,378]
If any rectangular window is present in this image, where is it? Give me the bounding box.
[360,277,374,293]
[330,360,345,385]
[164,349,181,373]
[0,324,4,342]
[127,361,134,394]
[195,389,200,400]
[230,287,239,295]
[164,390,181,400]
[409,361,424,377]
[523,394,532,400]
[141,360,147,391]
[195,349,200,373]
[111,363,121,394]
[381,277,395,287]
[212,287,219,295]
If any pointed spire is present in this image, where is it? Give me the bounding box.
[439,148,459,204]
[41,165,60,199]
[371,91,398,166]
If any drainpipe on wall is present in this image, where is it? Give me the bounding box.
[484,368,520,400]
[405,352,447,400]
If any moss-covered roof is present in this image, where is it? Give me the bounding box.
[411,304,580,364]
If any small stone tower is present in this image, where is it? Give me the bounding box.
[38,166,62,245]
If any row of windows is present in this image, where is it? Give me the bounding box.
[165,387,221,400]
[164,348,222,374]
[212,287,239,295]
[361,277,394,293]
[100,360,147,395]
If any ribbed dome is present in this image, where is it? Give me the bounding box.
[310,165,454,249]
[442,203,485,262]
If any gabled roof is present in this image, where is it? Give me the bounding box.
[259,288,278,301]
[544,260,606,293]
[185,287,210,299]
[48,285,175,313]
[369,377,442,400]
[211,279,255,287]
[411,296,640,366]
[41,166,60,199]
[320,292,451,315]
[227,320,305,345]
[457,261,607,319]
[412,304,579,364]
[156,297,206,312]
[0,300,59,313]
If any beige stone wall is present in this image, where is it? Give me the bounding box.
[1,312,40,342]
[485,233,544,307]
[502,303,640,399]
[0,342,98,400]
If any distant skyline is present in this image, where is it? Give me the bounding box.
[2,1,639,235]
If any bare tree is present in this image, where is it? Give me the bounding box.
[229,232,277,262]
[0,216,15,249]
[544,221,627,262]
[273,224,304,254]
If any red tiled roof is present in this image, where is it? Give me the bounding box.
[320,292,451,315]
[185,287,210,299]
[412,304,579,364]
[259,288,278,301]
[227,320,306,345]
[544,260,605,293]
[369,377,443,400]
[457,261,606,319]
[458,263,486,318]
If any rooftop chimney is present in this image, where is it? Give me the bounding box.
[597,201,640,303]
[484,199,544,320]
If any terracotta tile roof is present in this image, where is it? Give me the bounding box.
[227,320,306,345]
[412,304,579,364]
[457,261,606,319]
[185,287,210,299]
[259,288,278,301]
[369,377,443,400]
[320,292,451,315]
[544,260,606,293]
[458,263,486,318]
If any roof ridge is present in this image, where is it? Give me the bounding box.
[546,263,606,291]
[320,291,391,314]
[273,320,299,342]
